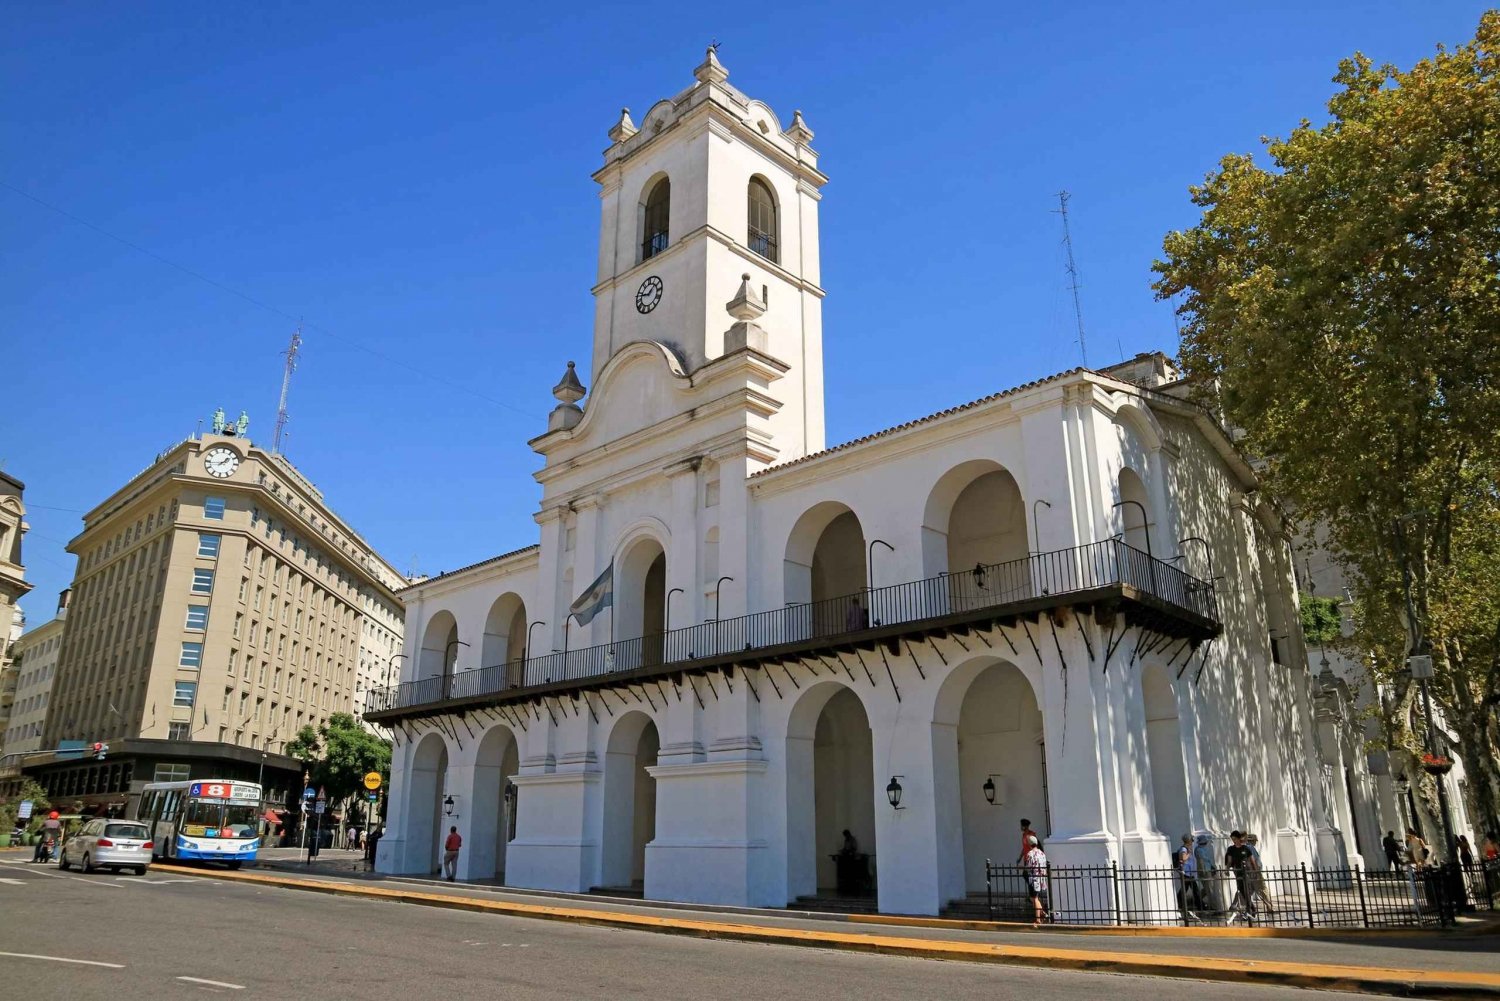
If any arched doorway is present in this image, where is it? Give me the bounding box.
[419,611,459,684]
[783,502,867,639]
[785,682,875,902]
[482,594,528,687]
[404,732,449,875]
[616,538,666,668]
[1142,662,1190,841]
[922,462,1030,612]
[470,724,520,881]
[1117,468,1154,555]
[600,711,658,890]
[933,659,1046,905]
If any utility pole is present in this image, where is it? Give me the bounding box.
[1055,191,1088,368]
[273,328,302,454]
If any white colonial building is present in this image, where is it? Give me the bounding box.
[372,51,1356,916]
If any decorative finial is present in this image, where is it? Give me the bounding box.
[608,107,638,143]
[548,361,586,432]
[786,109,814,145]
[726,274,767,322]
[552,360,586,405]
[694,45,729,85]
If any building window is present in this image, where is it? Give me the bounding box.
[204,497,226,520]
[233,614,243,639]
[192,569,215,595]
[641,177,670,261]
[168,722,190,740]
[179,642,204,668]
[154,763,190,782]
[185,605,210,630]
[174,681,197,708]
[198,533,221,558]
[747,177,778,262]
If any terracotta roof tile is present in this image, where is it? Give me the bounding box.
[751,367,1089,479]
[400,544,540,593]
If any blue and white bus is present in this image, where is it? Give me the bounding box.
[137,779,262,866]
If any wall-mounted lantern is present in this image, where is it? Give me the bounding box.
[886,775,904,810]
[983,775,1002,806]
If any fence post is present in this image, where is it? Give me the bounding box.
[985,859,993,921]
[1300,863,1315,929]
[1112,861,1122,926]
[1355,866,1369,928]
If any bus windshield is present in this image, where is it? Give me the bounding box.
[181,799,223,835]
[222,804,259,838]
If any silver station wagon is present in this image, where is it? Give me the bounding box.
[59,818,153,875]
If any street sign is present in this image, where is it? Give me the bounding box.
[17,800,33,820]
[363,771,382,791]
[314,801,326,814]
[366,791,379,802]
[303,786,316,800]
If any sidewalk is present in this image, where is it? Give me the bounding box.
[198,850,1500,997]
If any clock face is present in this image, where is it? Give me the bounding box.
[203,446,241,479]
[635,275,663,314]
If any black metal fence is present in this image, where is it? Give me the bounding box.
[367,538,1219,715]
[984,859,1499,928]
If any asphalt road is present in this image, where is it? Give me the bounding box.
[0,857,1356,1001]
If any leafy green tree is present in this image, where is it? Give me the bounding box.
[1154,13,1500,836]
[293,713,391,807]
[0,778,51,835]
[1300,594,1344,646]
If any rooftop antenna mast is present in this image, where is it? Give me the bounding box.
[1055,191,1088,368]
[273,327,302,454]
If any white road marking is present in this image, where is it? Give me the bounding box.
[0,950,125,968]
[177,976,245,989]
[69,876,123,887]
[0,877,26,884]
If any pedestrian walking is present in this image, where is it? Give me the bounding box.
[1175,835,1201,922]
[1245,833,1275,915]
[443,825,462,881]
[1224,830,1257,921]
[1193,833,1218,912]
[1484,833,1499,862]
[1017,818,1039,863]
[1405,829,1429,869]
[1382,830,1402,870]
[1458,835,1475,868]
[1022,834,1051,926]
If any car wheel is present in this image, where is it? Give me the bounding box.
[227,860,243,870]
[135,866,148,876]
[57,848,69,871]
[83,853,95,874]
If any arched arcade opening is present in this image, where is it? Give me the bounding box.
[600,711,659,890]
[785,682,876,902]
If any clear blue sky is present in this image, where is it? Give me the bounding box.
[3,2,1489,624]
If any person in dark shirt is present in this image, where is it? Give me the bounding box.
[1382,830,1402,870]
[1223,830,1258,919]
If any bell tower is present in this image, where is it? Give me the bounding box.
[590,48,828,457]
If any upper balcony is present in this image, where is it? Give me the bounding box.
[365,539,1219,722]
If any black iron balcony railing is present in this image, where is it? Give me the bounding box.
[367,538,1219,716]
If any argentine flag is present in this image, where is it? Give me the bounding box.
[571,563,614,626]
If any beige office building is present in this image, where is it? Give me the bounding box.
[2,590,68,766]
[0,472,35,762]
[31,418,404,813]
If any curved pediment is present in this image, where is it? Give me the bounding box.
[565,340,691,445]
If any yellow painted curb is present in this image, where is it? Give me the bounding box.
[156,864,1500,997]
[847,911,1459,938]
